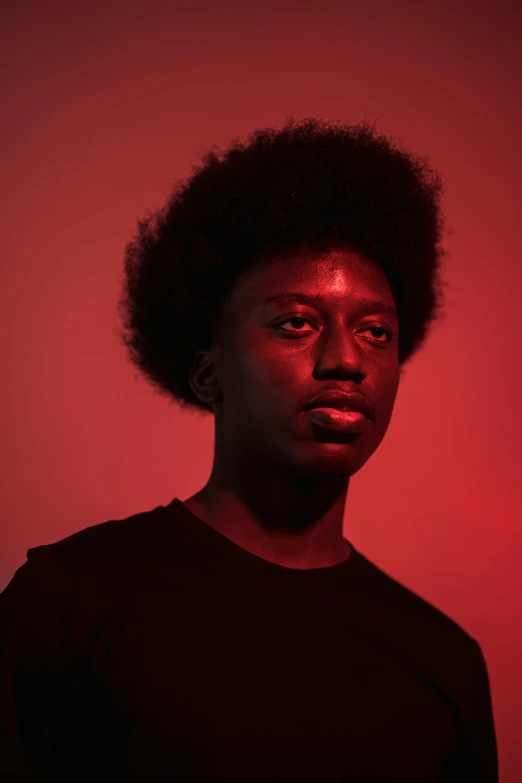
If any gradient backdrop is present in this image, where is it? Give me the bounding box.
[2,0,521,779]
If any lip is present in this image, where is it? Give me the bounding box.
[303,390,372,420]
[305,407,368,434]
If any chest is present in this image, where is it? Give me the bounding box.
[75,587,459,781]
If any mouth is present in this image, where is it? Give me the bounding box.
[304,407,369,434]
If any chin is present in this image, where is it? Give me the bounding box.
[287,445,372,480]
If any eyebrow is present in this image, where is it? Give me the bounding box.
[262,292,399,318]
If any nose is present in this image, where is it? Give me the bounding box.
[313,328,365,379]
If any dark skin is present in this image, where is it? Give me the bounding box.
[182,247,401,569]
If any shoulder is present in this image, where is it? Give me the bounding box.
[348,549,492,719]
[0,503,175,613]
[25,503,169,573]
[350,548,481,673]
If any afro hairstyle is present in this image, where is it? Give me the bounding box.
[116,116,449,415]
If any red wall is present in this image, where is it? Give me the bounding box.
[2,1,521,778]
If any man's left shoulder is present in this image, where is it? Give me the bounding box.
[356,552,479,659]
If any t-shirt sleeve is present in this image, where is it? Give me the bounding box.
[0,551,72,782]
[452,636,499,782]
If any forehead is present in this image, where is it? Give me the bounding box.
[232,247,395,308]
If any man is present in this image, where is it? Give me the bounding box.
[1,117,498,781]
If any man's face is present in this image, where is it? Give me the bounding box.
[206,247,401,479]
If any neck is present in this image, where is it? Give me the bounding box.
[182,463,351,570]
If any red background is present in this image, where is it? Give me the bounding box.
[2,0,521,778]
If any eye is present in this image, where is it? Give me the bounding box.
[362,326,394,343]
[273,317,394,343]
[274,317,314,333]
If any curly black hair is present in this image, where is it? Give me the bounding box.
[116,116,449,416]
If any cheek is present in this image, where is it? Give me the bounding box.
[250,359,306,415]
[373,378,400,431]
[237,339,298,398]
[220,351,278,417]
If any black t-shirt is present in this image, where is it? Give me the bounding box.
[0,498,498,782]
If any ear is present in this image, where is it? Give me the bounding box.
[188,349,222,406]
